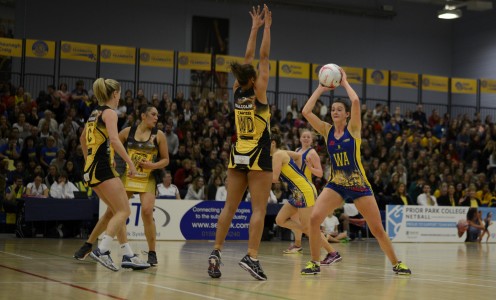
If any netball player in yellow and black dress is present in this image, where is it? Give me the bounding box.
[271,134,342,267]
[208,4,272,281]
[77,78,149,271]
[300,69,411,275]
[74,105,168,267]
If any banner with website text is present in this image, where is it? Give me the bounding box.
[100,197,251,240]
[387,205,496,243]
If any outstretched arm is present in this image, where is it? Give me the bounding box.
[256,5,271,98]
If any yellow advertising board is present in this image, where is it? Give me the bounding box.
[140,48,173,68]
[366,69,389,86]
[312,65,362,85]
[481,79,496,94]
[252,59,276,77]
[60,41,97,62]
[100,45,136,65]
[451,77,477,94]
[178,52,211,71]
[278,60,310,79]
[215,55,244,72]
[391,71,418,89]
[422,75,448,92]
[0,37,22,57]
[26,39,55,59]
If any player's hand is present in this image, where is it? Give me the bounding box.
[339,67,348,84]
[249,5,264,29]
[263,4,272,28]
[127,163,138,178]
[139,160,154,170]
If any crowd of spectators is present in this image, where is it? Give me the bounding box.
[1,80,496,212]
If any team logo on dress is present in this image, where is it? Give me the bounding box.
[329,140,335,146]
[31,40,49,57]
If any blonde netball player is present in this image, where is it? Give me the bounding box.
[75,105,169,266]
[300,69,411,275]
[78,78,149,271]
[283,130,323,254]
[271,134,341,266]
[208,4,272,281]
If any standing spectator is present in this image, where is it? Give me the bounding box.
[164,123,179,156]
[70,80,89,112]
[412,104,427,127]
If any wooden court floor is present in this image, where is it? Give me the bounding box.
[0,236,494,300]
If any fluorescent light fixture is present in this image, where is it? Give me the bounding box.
[438,5,462,19]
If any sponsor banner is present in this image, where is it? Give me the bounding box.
[0,37,22,57]
[422,74,448,92]
[99,197,251,240]
[312,65,362,84]
[387,205,496,243]
[279,60,310,79]
[26,39,55,59]
[366,69,389,86]
[391,71,418,89]
[215,55,244,72]
[140,48,173,68]
[452,77,477,94]
[100,44,136,65]
[481,79,496,94]
[178,52,211,71]
[60,41,97,62]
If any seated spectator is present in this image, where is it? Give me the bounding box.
[321,211,349,243]
[417,185,438,206]
[272,181,288,203]
[215,177,228,201]
[25,174,49,197]
[40,136,58,170]
[44,164,59,188]
[390,183,414,205]
[458,184,481,207]
[49,171,79,199]
[5,176,26,202]
[206,174,222,200]
[437,184,457,206]
[0,134,21,161]
[50,149,67,173]
[184,177,205,200]
[156,171,181,199]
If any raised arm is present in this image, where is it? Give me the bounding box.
[244,5,265,65]
[302,85,332,136]
[341,69,361,137]
[255,4,272,101]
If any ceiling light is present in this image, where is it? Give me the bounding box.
[438,6,462,19]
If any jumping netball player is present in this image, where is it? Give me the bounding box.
[208,4,272,281]
[300,69,411,275]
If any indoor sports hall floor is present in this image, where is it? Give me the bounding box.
[0,237,494,300]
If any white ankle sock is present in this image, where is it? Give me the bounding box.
[98,235,113,253]
[120,243,134,257]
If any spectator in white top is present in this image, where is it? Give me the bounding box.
[184,177,205,200]
[321,211,349,243]
[417,185,438,206]
[156,171,181,199]
[49,171,79,199]
[245,189,277,204]
[26,174,49,197]
[37,109,59,134]
[215,177,228,201]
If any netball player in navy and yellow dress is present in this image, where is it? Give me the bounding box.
[271,133,342,266]
[79,78,149,271]
[208,4,272,281]
[300,69,411,275]
[283,130,324,254]
[74,105,169,267]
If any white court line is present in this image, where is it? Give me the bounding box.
[141,282,226,300]
[0,251,32,259]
